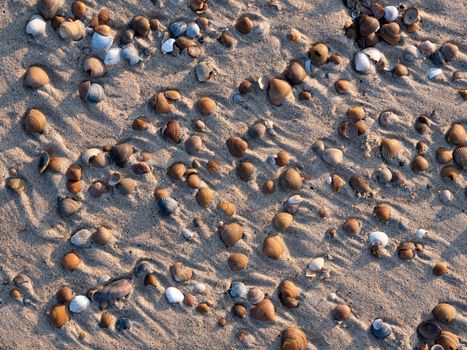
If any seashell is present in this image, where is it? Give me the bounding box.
[279,280,299,308]
[285,61,307,85]
[227,136,248,158]
[308,257,324,272]
[161,38,175,53]
[446,123,466,146]
[441,166,460,181]
[186,22,200,38]
[426,67,443,81]
[50,304,69,328]
[435,331,459,350]
[219,31,237,48]
[418,41,437,56]
[404,45,420,62]
[56,287,73,303]
[185,135,203,155]
[275,151,289,167]
[279,168,302,190]
[158,197,179,216]
[228,253,248,271]
[282,326,307,350]
[230,281,248,298]
[263,235,285,260]
[66,164,82,182]
[268,78,292,106]
[7,177,26,194]
[24,66,49,89]
[453,146,466,169]
[79,81,104,102]
[117,178,137,195]
[342,218,361,235]
[115,317,132,331]
[273,212,293,231]
[61,251,81,272]
[144,273,158,288]
[198,97,216,115]
[170,262,192,283]
[70,229,92,247]
[169,21,187,38]
[369,231,388,248]
[380,138,401,161]
[100,312,114,328]
[59,197,80,217]
[355,51,372,73]
[440,43,459,62]
[220,223,244,247]
[283,194,302,214]
[72,1,86,17]
[359,15,380,36]
[232,304,247,318]
[132,117,150,131]
[384,6,398,21]
[432,262,449,276]
[106,172,121,187]
[112,143,133,167]
[59,20,85,40]
[251,299,275,321]
[412,155,429,172]
[308,43,329,65]
[432,303,456,323]
[248,287,265,305]
[239,80,253,94]
[93,227,111,245]
[24,109,46,133]
[322,148,343,166]
[397,242,415,260]
[80,148,102,165]
[91,31,114,54]
[175,36,194,51]
[379,23,400,45]
[196,303,209,313]
[120,29,134,45]
[237,161,255,181]
[83,57,105,78]
[334,79,351,94]
[121,45,140,65]
[377,167,392,184]
[403,7,419,25]
[168,163,186,180]
[332,304,351,321]
[373,204,391,221]
[299,91,313,100]
[236,16,253,34]
[371,319,393,339]
[249,122,267,138]
[103,47,122,65]
[162,120,181,143]
[92,279,133,302]
[131,16,150,37]
[262,180,275,194]
[67,180,81,194]
[196,187,213,208]
[39,0,62,19]
[166,287,184,304]
[328,173,344,192]
[393,64,409,78]
[417,321,441,341]
[440,190,452,204]
[349,175,373,196]
[26,15,47,37]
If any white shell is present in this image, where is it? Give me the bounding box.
[266,154,277,167]
[26,15,46,37]
[373,319,384,330]
[264,120,274,129]
[439,189,453,202]
[91,32,114,53]
[368,231,389,247]
[287,195,302,205]
[104,48,122,65]
[362,47,382,63]
[122,45,140,65]
[355,51,372,74]
[70,229,93,247]
[161,38,175,54]
[193,283,206,294]
[81,148,102,164]
[69,295,90,313]
[403,45,420,62]
[165,287,184,303]
[258,76,269,90]
[308,257,324,272]
[108,172,122,186]
[416,229,427,239]
[305,59,313,74]
[384,6,399,21]
[428,68,443,80]
[326,176,332,185]
[182,228,195,240]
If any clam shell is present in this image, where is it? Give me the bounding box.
[131,15,150,36]
[59,197,80,217]
[62,252,80,271]
[371,319,393,339]
[162,120,181,143]
[117,178,137,195]
[308,43,329,65]
[111,143,133,167]
[195,61,215,82]
[417,321,441,341]
[262,180,275,194]
[359,15,380,36]
[283,194,302,214]
[268,78,292,106]
[232,304,247,318]
[263,235,285,259]
[83,57,105,77]
[166,287,184,303]
[279,168,302,190]
[432,262,449,276]
[81,148,102,165]
[104,47,122,65]
[100,312,114,328]
[79,81,104,102]
[39,0,62,19]
[230,281,248,298]
[161,38,175,53]
[440,43,459,62]
[418,41,437,55]
[412,155,429,172]
[403,7,419,25]
[380,138,401,161]
[220,223,244,247]
[384,6,398,21]
[56,287,73,304]
[7,177,26,194]
[158,197,178,216]
[334,79,351,94]
[26,15,47,37]
[227,136,248,157]
[91,32,113,53]
[285,61,307,85]
[282,326,307,350]
[432,303,456,323]
[228,253,248,271]
[247,287,265,305]
[273,212,293,231]
[24,66,49,89]
[72,1,86,17]
[446,123,466,146]
[279,280,299,308]
[404,45,420,61]
[248,122,267,138]
[169,21,187,37]
[441,166,460,181]
[70,229,92,247]
[355,51,372,73]
[50,304,69,328]
[393,64,409,78]
[170,262,193,282]
[168,162,186,180]
[219,31,237,48]
[236,16,253,34]
[237,161,255,181]
[108,171,121,186]
[93,279,133,302]
[453,146,466,169]
[196,187,213,208]
[198,97,216,115]
[374,204,391,221]
[379,23,400,45]
[251,299,275,321]
[219,202,236,216]
[349,175,373,196]
[175,36,194,50]
[186,22,200,38]
[332,304,351,321]
[369,231,388,247]
[308,257,324,272]
[93,227,111,245]
[397,242,415,260]
[276,151,289,167]
[185,135,203,155]
[59,20,85,40]
[24,109,46,133]
[322,148,343,166]
[186,173,201,188]
[342,218,361,235]
[66,164,82,181]
[435,331,459,350]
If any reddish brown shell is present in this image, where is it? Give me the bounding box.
[269,78,292,106]
[349,175,373,196]
[279,280,300,308]
[374,204,391,221]
[251,299,275,321]
[236,161,254,181]
[263,235,285,259]
[432,262,449,276]
[432,303,457,323]
[219,223,244,247]
[308,43,329,65]
[332,304,352,321]
[198,97,216,115]
[282,326,307,350]
[342,218,361,235]
[379,23,401,45]
[24,109,46,133]
[435,331,460,350]
[236,16,253,34]
[228,253,248,271]
[162,120,181,143]
[227,136,248,158]
[50,304,69,328]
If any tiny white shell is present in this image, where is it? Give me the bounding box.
[287,195,302,205]
[368,231,389,247]
[428,67,442,80]
[182,228,195,240]
[26,15,46,37]
[403,45,420,62]
[362,47,382,63]
[355,51,372,74]
[70,229,93,247]
[258,76,269,90]
[81,148,102,164]
[69,295,90,313]
[104,48,122,65]
[326,176,332,185]
[193,283,206,294]
[416,229,427,239]
[384,6,398,21]
[439,189,453,202]
[305,59,313,74]
[161,38,175,54]
[165,287,184,303]
[308,257,324,272]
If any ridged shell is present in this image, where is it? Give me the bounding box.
[441,166,460,181]
[435,331,459,350]
[237,161,255,181]
[436,148,453,164]
[185,135,203,155]
[62,252,80,270]
[219,202,236,216]
[93,279,133,302]
[59,197,80,217]
[83,57,105,78]
[186,22,200,38]
[50,304,69,328]
[251,299,275,321]
[248,287,265,305]
[268,78,292,106]
[453,146,466,169]
[359,15,380,36]
[93,227,111,245]
[384,6,398,21]
[24,109,46,133]
[24,66,49,89]
[374,204,391,221]
[276,151,289,167]
[220,223,244,247]
[432,262,449,276]
[279,280,299,308]
[70,229,92,247]
[162,120,181,143]
[273,212,293,231]
[198,97,216,115]
[285,62,307,85]
[347,107,365,121]
[342,218,361,235]
[227,136,248,158]
[112,143,133,167]
[72,1,86,17]
[332,304,351,321]
[280,168,302,190]
[168,162,186,180]
[432,304,456,323]
[39,0,62,19]
[379,23,401,45]
[91,31,114,53]
[446,123,466,146]
[282,326,307,350]
[59,20,85,40]
[263,235,285,259]
[79,81,104,102]
[349,175,373,196]
[322,148,343,166]
[196,187,213,208]
[412,155,429,172]
[228,253,248,271]
[170,262,192,283]
[308,43,329,65]
[417,321,441,341]
[380,138,401,161]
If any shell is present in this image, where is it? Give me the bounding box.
[228,253,248,271]
[93,227,111,245]
[440,189,453,202]
[121,45,141,65]
[100,312,114,328]
[263,235,285,259]
[59,197,80,217]
[268,78,292,106]
[232,304,247,318]
[435,331,459,350]
[117,178,137,195]
[66,164,82,181]
[342,218,361,235]
[393,64,409,78]
[262,180,276,194]
[237,161,255,181]
[248,122,267,139]
[70,229,92,247]
[287,28,301,42]
[374,204,391,222]
[166,287,184,303]
[220,223,244,247]
[282,326,307,350]
[432,303,456,323]
[169,21,187,37]
[349,175,373,196]
[379,23,400,45]
[359,15,380,36]
[433,262,449,276]
[24,66,49,89]
[308,43,329,65]
[196,187,213,208]
[111,143,133,167]
[24,109,46,133]
[283,195,302,214]
[441,166,460,181]
[56,287,73,303]
[79,81,104,102]
[440,43,459,62]
[397,242,415,260]
[308,257,325,272]
[158,197,179,216]
[453,146,466,169]
[230,281,248,298]
[50,304,69,328]
[93,279,133,302]
[81,148,102,165]
[161,38,175,53]
[369,231,389,247]
[428,67,443,80]
[195,61,216,82]
[186,174,201,189]
[227,136,248,158]
[334,79,351,94]
[436,148,453,164]
[185,135,203,155]
[417,321,442,341]
[236,16,253,34]
[275,151,289,167]
[418,41,437,55]
[371,319,393,339]
[131,15,150,36]
[380,138,401,161]
[332,304,351,321]
[168,163,186,180]
[355,51,372,73]
[175,36,194,50]
[26,15,47,37]
[7,177,26,194]
[384,6,398,21]
[219,31,237,48]
[83,57,105,77]
[446,124,466,146]
[404,45,420,61]
[247,287,265,305]
[403,7,419,25]
[162,120,181,143]
[280,168,302,190]
[279,280,299,308]
[328,173,344,192]
[197,97,216,115]
[59,20,85,40]
[285,61,307,85]
[39,0,62,19]
[62,252,80,270]
[412,155,429,172]
[251,299,275,321]
[103,47,122,65]
[273,212,293,231]
[91,31,114,53]
[186,22,200,38]
[239,80,253,94]
[322,148,343,166]
[170,262,192,283]
[218,202,236,216]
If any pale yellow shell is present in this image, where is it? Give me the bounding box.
[279,280,300,308]
[432,303,457,323]
[435,331,460,350]
[24,66,49,89]
[280,168,302,190]
[380,138,401,161]
[168,163,186,180]
[198,97,216,115]
[186,174,202,188]
[273,212,293,231]
[59,20,85,40]
[374,204,391,221]
[24,109,46,133]
[342,218,361,234]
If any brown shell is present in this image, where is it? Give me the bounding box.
[56,286,73,303]
[263,235,285,259]
[39,0,62,19]
[441,166,460,181]
[131,15,150,36]
[279,168,302,190]
[232,303,247,318]
[112,143,134,167]
[219,223,244,247]
[397,242,415,260]
[330,174,345,192]
[93,227,111,245]
[48,157,62,173]
[175,36,194,50]
[334,79,351,94]
[162,120,181,143]
[207,159,221,173]
[262,180,276,194]
[440,43,459,62]
[227,136,248,158]
[308,43,329,65]
[299,91,312,100]
[412,155,429,172]
[50,304,69,328]
[236,16,253,34]
[228,253,248,271]
[379,23,401,45]
[453,146,467,169]
[132,117,150,131]
[446,123,466,146]
[279,280,299,308]
[287,28,301,42]
[66,164,82,182]
[219,31,237,48]
[374,204,391,221]
[186,173,202,188]
[219,202,236,216]
[354,120,368,135]
[168,163,186,180]
[98,9,110,24]
[154,92,172,114]
[276,151,289,167]
[435,331,460,350]
[117,178,137,195]
[61,252,81,271]
[24,66,49,89]
[273,212,293,231]
[282,326,307,350]
[170,262,193,282]
[198,97,216,115]
[432,303,457,323]
[268,78,292,106]
[237,161,254,181]
[99,312,114,328]
[144,273,158,287]
[347,107,365,121]
[392,64,409,78]
[359,15,380,36]
[432,262,449,276]
[436,148,453,164]
[285,61,307,85]
[67,180,81,194]
[332,304,352,321]
[185,135,204,155]
[349,175,373,196]
[239,80,253,94]
[94,24,113,36]
[184,294,195,307]
[196,187,213,208]
[72,1,86,17]
[342,218,361,235]
[251,299,275,321]
[24,109,46,133]
[380,138,401,161]
[83,57,105,78]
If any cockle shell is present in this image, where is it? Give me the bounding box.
[170,262,193,282]
[24,66,49,89]
[66,164,82,181]
[349,175,373,196]
[186,173,201,189]
[162,120,181,143]
[219,31,237,48]
[104,48,122,65]
[69,295,90,313]
[279,280,299,308]
[263,235,285,259]
[196,187,213,208]
[279,168,302,190]
[26,15,47,37]
[247,287,265,305]
[93,227,111,245]
[83,57,105,77]
[56,286,73,304]
[230,281,248,298]
[417,321,441,341]
[91,29,114,53]
[380,138,401,161]
[308,43,329,64]
[168,163,186,180]
[185,135,203,155]
[342,218,361,235]
[227,136,248,157]
[70,229,92,247]
[379,23,400,45]
[273,212,293,231]
[359,15,380,36]
[433,262,449,276]
[59,20,85,40]
[50,304,69,328]
[59,197,80,217]
[198,97,216,115]
[285,61,307,85]
[219,202,236,216]
[93,279,133,302]
[432,303,456,323]
[332,304,351,321]
[355,51,372,73]
[371,319,393,339]
[384,6,398,21]
[412,155,429,172]
[268,78,292,106]
[322,148,343,166]
[24,108,46,133]
[308,257,324,272]
[100,312,114,328]
[282,326,307,350]
[453,147,466,169]
[393,64,409,78]
[440,43,459,62]
[446,123,466,146]
[435,331,460,350]
[232,304,247,318]
[79,81,104,102]
[220,223,244,247]
[251,299,275,321]
[39,0,62,19]
[131,15,150,36]
[112,143,133,167]
[374,204,391,221]
[237,161,255,181]
[166,287,184,303]
[228,253,248,271]
[369,231,388,247]
[283,194,302,214]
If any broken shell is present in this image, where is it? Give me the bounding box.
[198,97,216,115]
[433,262,449,276]
[279,280,299,308]
[282,326,307,350]
[50,304,69,328]
[166,287,184,304]
[268,78,292,106]
[59,197,80,217]
[446,123,466,146]
[26,15,47,37]
[263,235,285,259]
[355,51,372,73]
[196,187,213,208]
[374,204,391,221]
[308,257,324,272]
[332,304,351,321]
[279,168,302,190]
[342,218,362,235]
[170,262,193,283]
[285,61,307,85]
[308,43,329,65]
[237,161,255,181]
[24,109,46,133]
[81,148,102,165]
[161,38,175,53]
[185,135,203,155]
[322,148,343,166]
[428,68,443,80]
[195,61,215,82]
[432,303,456,323]
[162,120,181,143]
[369,231,388,247]
[24,66,49,89]
[158,197,179,216]
[79,81,104,102]
[220,223,244,247]
[441,166,460,181]
[70,229,92,247]
[227,136,248,157]
[380,138,401,161]
[251,299,275,321]
[247,287,265,305]
[412,155,429,172]
[371,319,393,339]
[62,252,81,271]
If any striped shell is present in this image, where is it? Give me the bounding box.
[24,66,49,89]
[432,304,457,323]
[91,30,114,53]
[251,299,275,321]
[330,174,345,191]
[237,161,254,181]
[273,212,293,231]
[359,15,380,36]
[263,235,285,259]
[227,136,248,158]
[79,81,104,103]
[435,331,460,350]
[228,253,248,271]
[279,168,302,190]
[285,61,307,85]
[218,202,236,216]
[220,223,244,247]
[379,23,401,45]
[268,78,292,106]
[453,146,466,169]
[279,280,300,308]
[24,109,46,133]
[59,20,85,40]
[111,143,133,167]
[196,187,213,208]
[93,279,133,302]
[59,197,80,217]
[282,326,307,350]
[349,175,373,196]
[436,148,453,164]
[39,0,62,19]
[162,120,181,143]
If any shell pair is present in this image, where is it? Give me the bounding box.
[79,81,104,103]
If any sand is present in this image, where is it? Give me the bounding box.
[0,0,466,348]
